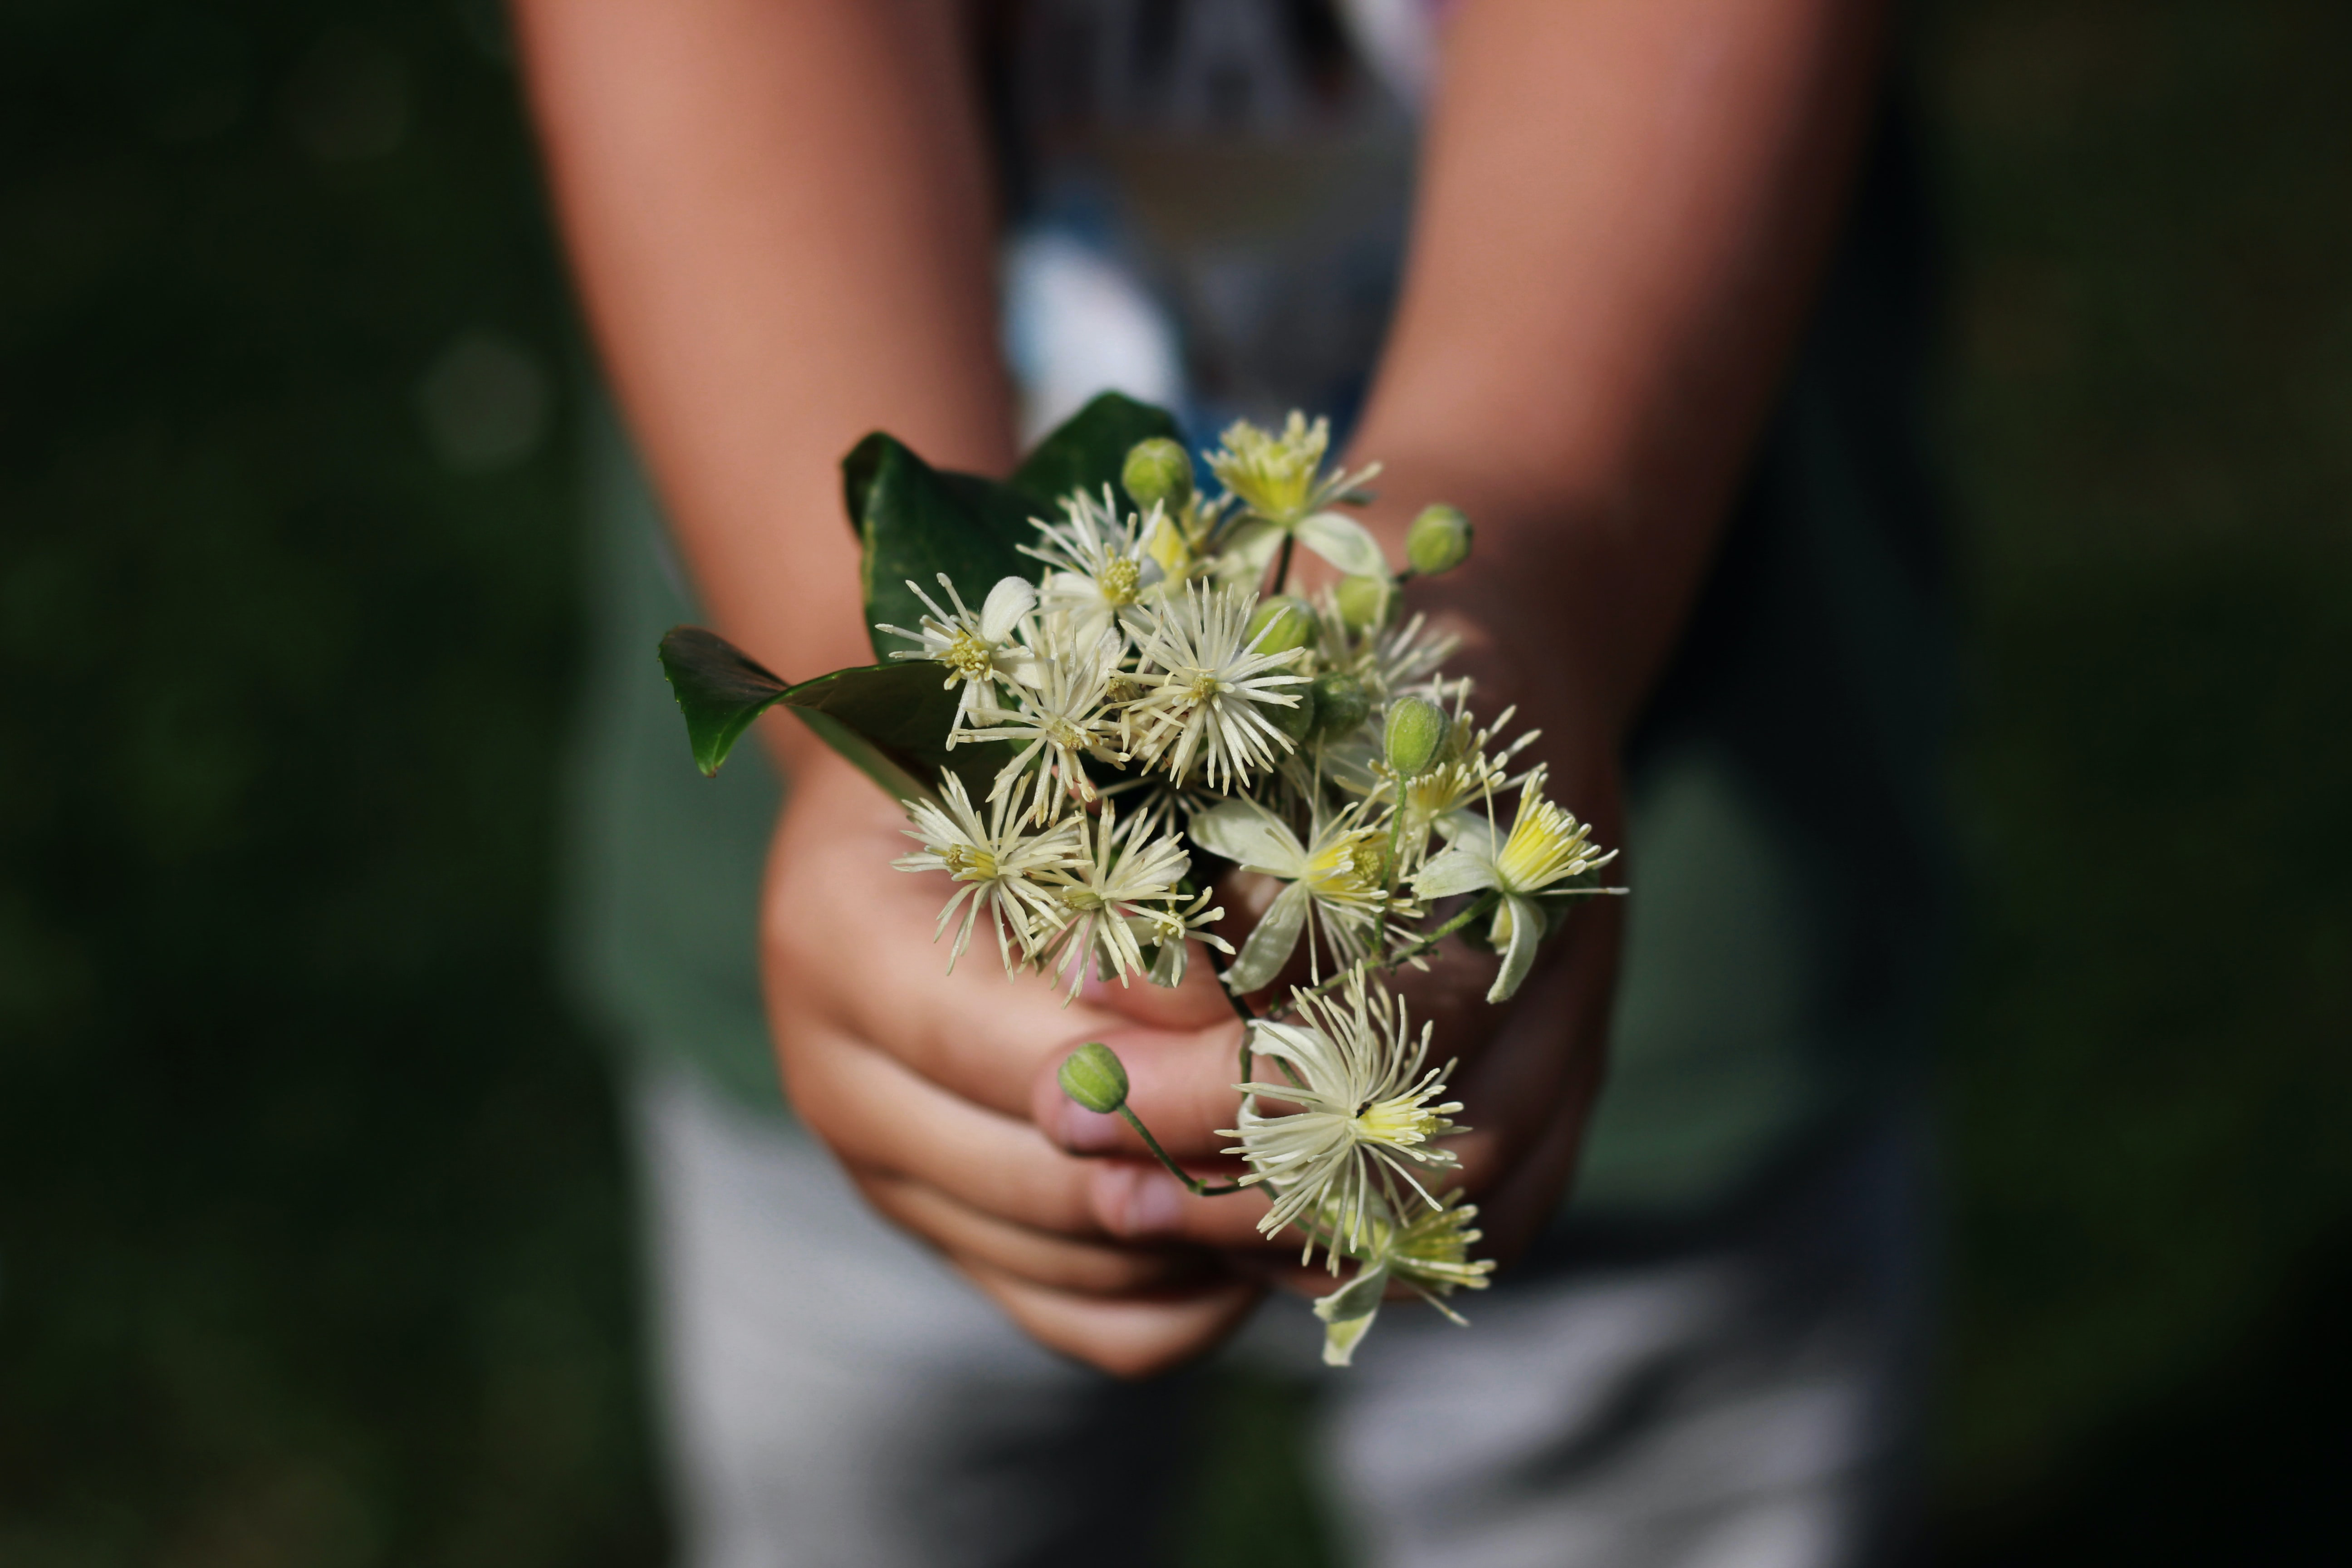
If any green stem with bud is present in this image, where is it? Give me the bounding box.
[1114,1104,1252,1198]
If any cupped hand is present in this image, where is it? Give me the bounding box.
[761,744,1263,1377]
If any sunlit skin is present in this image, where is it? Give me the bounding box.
[514,0,1886,1377]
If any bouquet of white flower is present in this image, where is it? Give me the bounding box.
[659,393,1622,1364]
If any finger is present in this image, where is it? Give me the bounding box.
[1029,1016,1247,1162]
[855,1171,1215,1297]
[1076,938,1240,1029]
[955,1258,1263,1380]
[765,790,1158,1122]
[784,1014,1108,1237]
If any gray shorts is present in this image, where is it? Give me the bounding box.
[628,1065,1928,1568]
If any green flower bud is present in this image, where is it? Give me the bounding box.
[1058,1042,1130,1114]
[1308,671,1372,740]
[1243,594,1317,656]
[1384,695,1446,778]
[1405,504,1473,576]
[1264,685,1318,743]
[1122,437,1194,513]
[1334,573,1396,631]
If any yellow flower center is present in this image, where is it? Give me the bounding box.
[1353,1094,1440,1148]
[1495,795,1592,893]
[1305,830,1384,899]
[943,629,996,682]
[1098,556,1142,606]
[941,844,999,881]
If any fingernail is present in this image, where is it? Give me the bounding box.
[1058,1101,1123,1152]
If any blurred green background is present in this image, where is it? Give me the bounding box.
[2,2,2346,1565]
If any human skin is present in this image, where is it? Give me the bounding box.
[514,0,1885,1376]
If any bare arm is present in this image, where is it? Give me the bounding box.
[1354,0,1885,733]
[513,0,1014,764]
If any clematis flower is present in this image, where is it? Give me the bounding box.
[1311,1190,1495,1366]
[972,631,1124,823]
[1187,798,1405,993]
[1206,413,1389,580]
[875,573,1038,728]
[893,772,1085,974]
[1221,975,1462,1267]
[1122,582,1308,791]
[1021,487,1166,652]
[1410,765,1619,1002]
[1034,798,1192,1002]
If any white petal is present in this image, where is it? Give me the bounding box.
[1187,799,1308,876]
[1487,894,1542,1003]
[979,575,1038,640]
[1313,1263,1391,1367]
[1294,511,1390,578]
[1221,517,1284,573]
[1433,809,1492,846]
[1411,846,1497,901]
[1224,882,1308,993]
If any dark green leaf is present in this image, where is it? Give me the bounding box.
[1007,391,1183,510]
[659,626,1014,800]
[844,433,1039,662]
[843,393,1184,662]
[657,627,791,778]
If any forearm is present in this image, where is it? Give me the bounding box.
[512,0,1014,768]
[1353,0,1886,740]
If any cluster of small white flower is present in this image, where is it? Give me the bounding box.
[885,413,1621,1363]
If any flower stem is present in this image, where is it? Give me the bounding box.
[1115,1105,1251,1197]
[1271,532,1297,596]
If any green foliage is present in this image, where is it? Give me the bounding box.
[846,392,1181,662]
[669,391,1180,794]
[657,628,1013,801]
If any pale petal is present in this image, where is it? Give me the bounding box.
[1434,809,1493,847]
[1224,882,1308,993]
[978,575,1038,640]
[1313,1263,1391,1367]
[1220,517,1285,574]
[1411,845,1498,901]
[1487,893,1542,1003]
[1294,511,1390,578]
[1187,799,1308,876]
[1147,938,1187,988]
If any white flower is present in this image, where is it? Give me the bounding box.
[1122,582,1308,791]
[1021,487,1167,651]
[1410,764,1619,1002]
[1126,888,1233,988]
[1034,799,1192,1002]
[1188,798,1404,993]
[972,632,1123,823]
[893,771,1084,975]
[1309,1189,1494,1366]
[1207,413,1388,579]
[875,573,1037,728]
[1222,975,1463,1266]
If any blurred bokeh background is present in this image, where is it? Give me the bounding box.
[3,2,2346,1564]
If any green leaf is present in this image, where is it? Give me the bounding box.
[657,627,793,778]
[843,393,1183,662]
[844,435,1039,663]
[658,627,1014,800]
[1007,391,1182,510]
